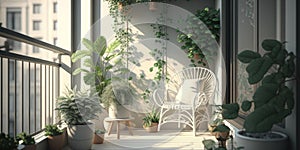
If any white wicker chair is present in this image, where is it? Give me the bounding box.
[152,67,216,136]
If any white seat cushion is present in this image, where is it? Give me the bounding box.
[175,79,203,105]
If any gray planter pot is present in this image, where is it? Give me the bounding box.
[67,122,95,150]
[235,130,288,150]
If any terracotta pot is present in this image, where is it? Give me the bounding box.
[48,133,65,150]
[22,145,36,150]
[215,131,230,148]
[143,123,158,133]
[93,133,104,144]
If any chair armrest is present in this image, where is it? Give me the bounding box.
[152,88,177,107]
[193,92,207,108]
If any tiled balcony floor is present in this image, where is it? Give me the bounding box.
[65,129,216,150]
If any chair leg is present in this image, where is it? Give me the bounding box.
[193,109,196,136]
[158,108,164,131]
[178,109,181,128]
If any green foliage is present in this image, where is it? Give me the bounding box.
[0,132,18,150]
[143,109,160,127]
[55,87,102,125]
[71,36,123,98]
[44,125,64,136]
[222,39,296,133]
[95,129,106,134]
[212,124,230,133]
[177,7,220,67]
[16,132,35,145]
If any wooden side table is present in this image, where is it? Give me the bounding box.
[104,117,133,139]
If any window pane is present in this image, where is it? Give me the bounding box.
[33,21,41,30]
[33,4,41,14]
[53,20,57,30]
[6,8,21,31]
[53,2,57,13]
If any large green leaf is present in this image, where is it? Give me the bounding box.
[71,50,90,63]
[82,38,94,51]
[253,83,278,108]
[237,50,261,63]
[246,57,273,84]
[241,100,252,111]
[244,104,289,133]
[222,103,239,119]
[72,68,89,75]
[94,36,107,56]
[261,39,281,51]
[107,40,120,53]
[262,73,284,85]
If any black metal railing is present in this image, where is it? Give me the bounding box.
[0,26,71,137]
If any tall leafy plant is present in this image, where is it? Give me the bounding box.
[222,39,296,133]
[71,36,122,97]
[56,87,101,125]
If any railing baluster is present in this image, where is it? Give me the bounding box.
[14,59,17,137]
[40,64,42,130]
[22,61,24,133]
[7,59,10,136]
[44,65,47,127]
[28,62,31,133]
[0,57,2,132]
[34,63,37,132]
[48,65,50,125]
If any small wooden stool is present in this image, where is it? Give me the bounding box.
[105,117,133,139]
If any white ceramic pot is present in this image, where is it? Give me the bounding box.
[67,122,95,150]
[235,130,289,150]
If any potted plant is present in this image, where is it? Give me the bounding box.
[222,39,296,150]
[208,105,224,135]
[44,124,65,150]
[16,132,36,150]
[0,132,19,150]
[55,87,102,150]
[142,109,160,133]
[93,129,105,144]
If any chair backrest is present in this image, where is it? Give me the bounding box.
[167,67,216,105]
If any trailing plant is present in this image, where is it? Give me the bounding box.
[71,36,122,98]
[95,129,106,134]
[44,125,64,137]
[0,132,18,150]
[143,109,160,127]
[16,132,35,145]
[55,87,101,125]
[177,7,220,67]
[222,39,296,133]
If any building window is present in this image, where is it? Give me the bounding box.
[33,20,41,30]
[6,8,22,50]
[53,2,57,13]
[33,4,41,14]
[53,20,57,30]
[53,37,57,46]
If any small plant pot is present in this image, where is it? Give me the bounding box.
[48,133,65,150]
[93,133,104,144]
[23,144,37,150]
[215,131,230,148]
[143,123,158,133]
